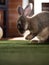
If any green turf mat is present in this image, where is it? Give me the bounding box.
[0,40,49,65]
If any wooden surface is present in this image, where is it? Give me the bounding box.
[7,0,22,37]
[0,10,4,28]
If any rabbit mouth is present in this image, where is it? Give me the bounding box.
[17,25,25,34]
[19,29,25,34]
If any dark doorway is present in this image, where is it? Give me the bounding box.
[42,3,49,11]
[0,0,5,5]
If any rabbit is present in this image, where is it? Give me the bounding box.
[17,4,49,43]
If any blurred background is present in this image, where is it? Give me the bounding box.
[0,0,49,38]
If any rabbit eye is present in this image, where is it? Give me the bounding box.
[18,21,22,26]
[18,21,21,24]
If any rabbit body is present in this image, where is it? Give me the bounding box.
[17,5,49,43]
[26,12,49,43]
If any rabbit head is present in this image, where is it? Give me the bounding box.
[17,4,32,34]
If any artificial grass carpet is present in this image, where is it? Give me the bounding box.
[0,40,49,65]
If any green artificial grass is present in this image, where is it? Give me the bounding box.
[0,40,49,65]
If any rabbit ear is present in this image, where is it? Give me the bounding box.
[24,4,32,16]
[18,6,24,15]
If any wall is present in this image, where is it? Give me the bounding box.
[7,0,22,37]
[0,10,3,28]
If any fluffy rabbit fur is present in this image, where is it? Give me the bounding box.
[17,4,49,43]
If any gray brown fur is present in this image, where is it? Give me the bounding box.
[17,5,49,43]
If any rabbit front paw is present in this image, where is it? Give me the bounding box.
[31,36,40,43]
[25,35,33,40]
